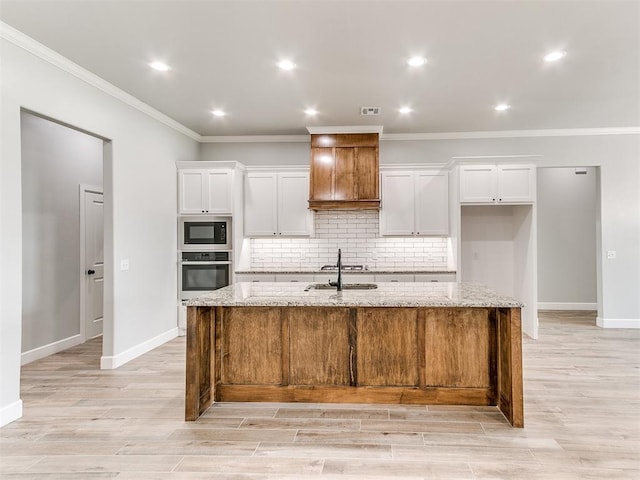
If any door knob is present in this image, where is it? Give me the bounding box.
[87,269,96,275]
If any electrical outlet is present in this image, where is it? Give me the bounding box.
[120,259,129,271]
[606,250,616,260]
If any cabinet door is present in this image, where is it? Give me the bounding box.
[459,165,497,203]
[497,165,535,203]
[415,171,449,235]
[274,274,315,282]
[244,173,277,236]
[205,170,232,214]
[334,147,356,200]
[235,274,276,282]
[374,274,414,282]
[309,147,334,200]
[380,172,415,235]
[278,172,311,236]
[414,273,456,282]
[178,170,206,214]
[354,146,379,200]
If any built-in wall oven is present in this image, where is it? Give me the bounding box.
[179,216,231,251]
[179,251,231,300]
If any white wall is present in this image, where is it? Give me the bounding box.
[21,112,103,355]
[1,33,199,426]
[201,133,640,326]
[537,167,597,308]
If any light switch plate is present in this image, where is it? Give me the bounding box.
[120,259,130,270]
[606,250,616,260]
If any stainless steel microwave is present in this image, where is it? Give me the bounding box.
[179,216,232,251]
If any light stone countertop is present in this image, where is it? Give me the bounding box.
[235,269,456,274]
[186,282,523,308]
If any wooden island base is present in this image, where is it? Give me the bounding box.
[186,305,523,427]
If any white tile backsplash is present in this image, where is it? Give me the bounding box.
[250,210,451,270]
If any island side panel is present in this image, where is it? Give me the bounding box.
[423,308,496,405]
[221,307,283,386]
[497,307,524,427]
[185,306,215,421]
[288,307,350,387]
[356,308,419,386]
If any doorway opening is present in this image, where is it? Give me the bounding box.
[20,110,110,365]
[536,166,600,324]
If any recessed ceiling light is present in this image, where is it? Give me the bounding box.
[543,50,567,62]
[149,61,170,72]
[277,59,296,71]
[494,103,511,112]
[304,108,318,116]
[407,56,427,67]
[398,106,413,114]
[211,109,226,117]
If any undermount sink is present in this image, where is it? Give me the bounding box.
[304,283,378,291]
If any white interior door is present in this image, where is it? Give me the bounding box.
[83,190,104,339]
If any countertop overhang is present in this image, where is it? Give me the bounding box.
[186,282,523,308]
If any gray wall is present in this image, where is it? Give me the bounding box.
[537,167,597,305]
[21,112,103,353]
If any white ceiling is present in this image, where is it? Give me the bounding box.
[1,0,639,137]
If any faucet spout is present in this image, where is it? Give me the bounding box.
[328,248,343,291]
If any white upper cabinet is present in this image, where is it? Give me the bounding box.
[178,168,233,214]
[380,170,449,236]
[244,172,277,236]
[380,172,414,235]
[244,171,311,237]
[459,164,535,204]
[496,165,536,203]
[277,172,312,236]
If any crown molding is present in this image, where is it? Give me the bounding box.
[175,160,246,170]
[382,127,640,141]
[201,127,639,144]
[200,135,310,143]
[0,21,202,142]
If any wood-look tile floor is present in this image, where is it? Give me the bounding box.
[1,311,639,479]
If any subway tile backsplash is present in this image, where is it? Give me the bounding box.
[250,210,451,270]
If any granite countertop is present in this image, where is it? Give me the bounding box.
[235,269,456,274]
[186,282,523,308]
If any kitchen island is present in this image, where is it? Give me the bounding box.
[185,282,524,427]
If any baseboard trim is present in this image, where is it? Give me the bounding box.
[538,302,597,311]
[0,400,23,427]
[100,327,178,369]
[21,334,82,365]
[596,317,640,329]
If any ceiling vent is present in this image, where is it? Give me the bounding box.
[360,107,381,116]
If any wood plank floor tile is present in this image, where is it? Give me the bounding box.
[322,457,475,479]
[275,408,390,419]
[294,429,424,445]
[360,419,485,434]
[240,417,361,430]
[24,454,183,473]
[254,441,392,459]
[169,428,297,443]
[173,455,324,474]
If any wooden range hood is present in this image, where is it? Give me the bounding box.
[307,126,382,210]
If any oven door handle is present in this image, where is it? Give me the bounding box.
[180,261,231,265]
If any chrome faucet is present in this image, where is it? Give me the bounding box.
[328,248,343,291]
